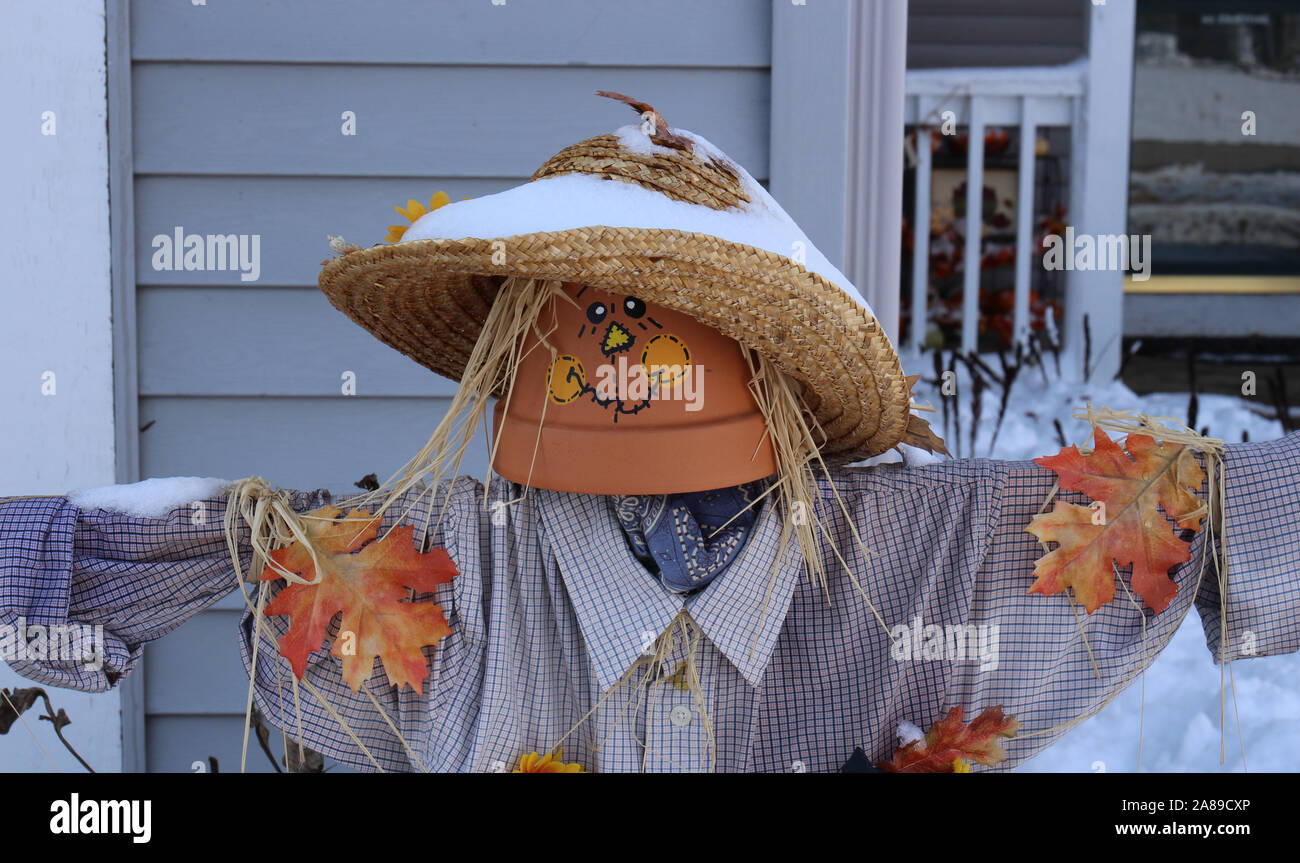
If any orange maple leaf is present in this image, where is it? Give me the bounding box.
[259,505,457,694]
[879,706,1019,773]
[1026,428,1206,614]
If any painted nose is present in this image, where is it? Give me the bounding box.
[601,321,633,355]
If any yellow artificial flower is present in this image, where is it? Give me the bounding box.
[513,748,585,773]
[953,758,972,773]
[385,190,452,243]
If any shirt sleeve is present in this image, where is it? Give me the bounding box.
[237,479,475,774]
[0,489,329,692]
[945,429,1300,768]
[1195,431,1300,663]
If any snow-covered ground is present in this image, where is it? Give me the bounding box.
[889,352,1284,464]
[889,351,1300,772]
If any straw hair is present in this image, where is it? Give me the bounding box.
[347,276,572,527]
[320,226,911,462]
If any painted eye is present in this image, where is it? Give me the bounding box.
[623,297,646,318]
[586,302,607,324]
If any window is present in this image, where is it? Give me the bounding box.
[1130,0,1300,277]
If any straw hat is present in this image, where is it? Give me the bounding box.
[320,92,938,463]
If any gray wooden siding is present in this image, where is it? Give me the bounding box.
[908,0,1087,68]
[127,0,772,771]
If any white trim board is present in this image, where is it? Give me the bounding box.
[106,0,147,774]
[769,0,908,345]
[0,0,122,773]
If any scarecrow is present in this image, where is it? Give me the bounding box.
[2,93,1299,773]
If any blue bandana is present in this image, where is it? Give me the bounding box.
[612,481,767,594]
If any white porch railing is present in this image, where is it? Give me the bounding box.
[903,62,1084,354]
[900,0,1136,384]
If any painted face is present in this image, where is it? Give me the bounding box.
[548,285,697,420]
[491,282,777,494]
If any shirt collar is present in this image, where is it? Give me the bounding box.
[684,499,804,686]
[536,487,803,689]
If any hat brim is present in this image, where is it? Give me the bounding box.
[317,226,911,462]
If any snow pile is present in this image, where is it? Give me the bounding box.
[871,350,1284,466]
[69,476,232,518]
[897,720,925,748]
[876,350,1298,772]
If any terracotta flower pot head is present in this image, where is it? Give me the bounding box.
[491,282,777,494]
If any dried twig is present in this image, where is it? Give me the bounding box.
[1267,365,1295,433]
[0,686,94,772]
[1025,335,1051,386]
[959,353,986,458]
[965,352,1006,388]
[1082,313,1092,383]
[949,351,962,458]
[249,707,283,773]
[596,91,695,153]
[933,349,949,445]
[247,705,327,772]
[988,344,1023,456]
[1115,338,1142,382]
[285,742,326,773]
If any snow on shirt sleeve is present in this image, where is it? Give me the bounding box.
[68,476,233,519]
[0,488,330,693]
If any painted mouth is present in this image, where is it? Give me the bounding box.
[600,321,634,356]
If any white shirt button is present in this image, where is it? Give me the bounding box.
[669,705,693,727]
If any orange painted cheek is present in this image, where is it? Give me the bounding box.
[640,333,692,391]
[546,354,586,405]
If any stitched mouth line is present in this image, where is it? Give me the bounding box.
[579,379,652,422]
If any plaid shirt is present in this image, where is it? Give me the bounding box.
[3,432,1298,772]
